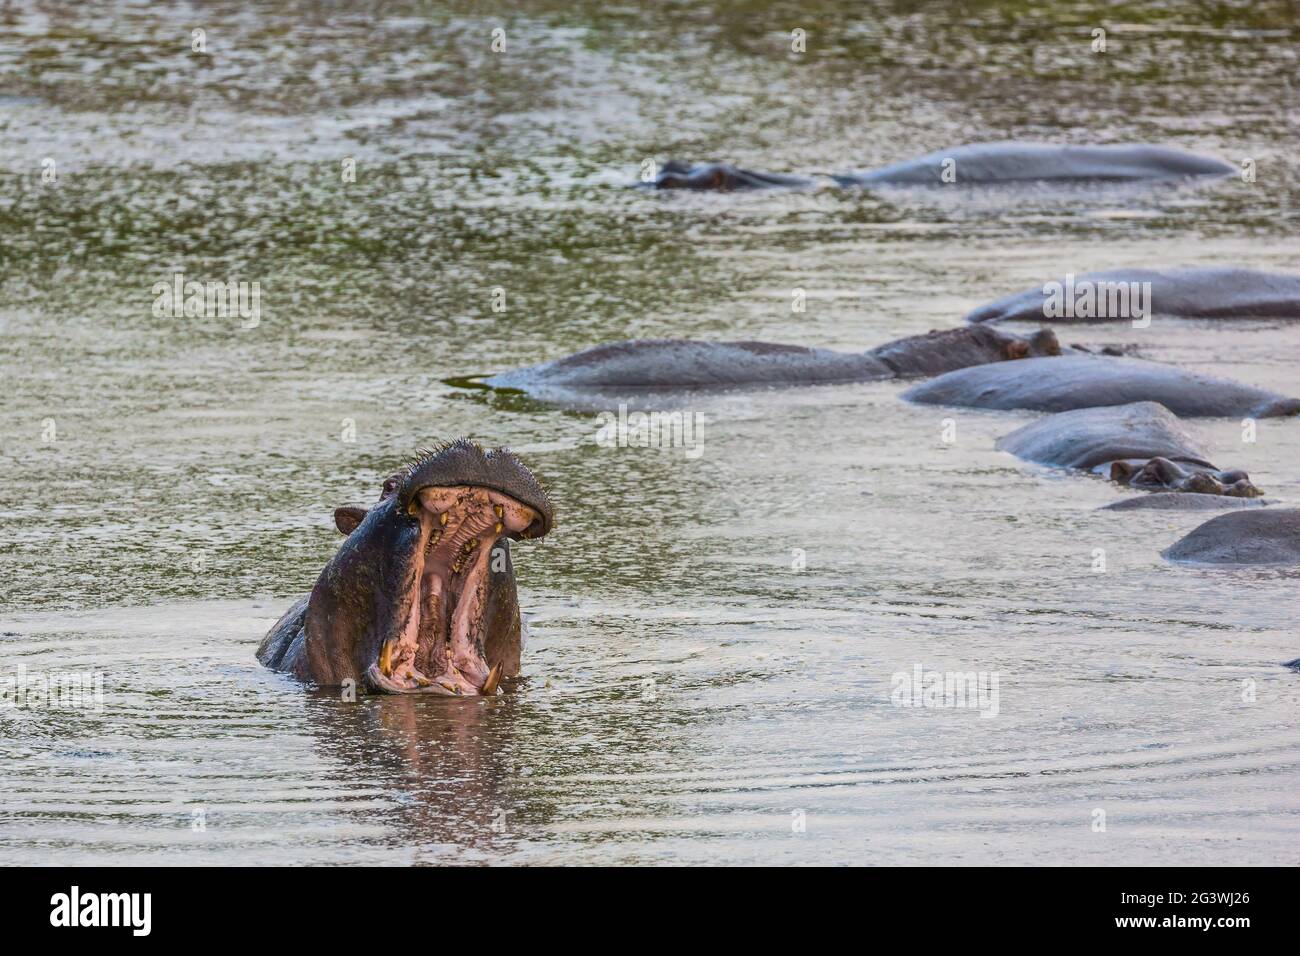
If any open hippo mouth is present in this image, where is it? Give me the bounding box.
[366,484,543,696]
[329,440,553,697]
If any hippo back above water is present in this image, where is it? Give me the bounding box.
[834,142,1235,186]
[964,267,1300,324]
[903,354,1300,419]
[479,326,1059,406]
[1163,510,1300,565]
[642,143,1234,191]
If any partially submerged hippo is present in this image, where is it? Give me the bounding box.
[257,440,554,696]
[645,161,812,191]
[481,326,1060,404]
[903,354,1300,418]
[1163,510,1300,565]
[997,402,1261,496]
[644,143,1234,191]
[833,142,1235,186]
[964,267,1300,324]
[1103,493,1279,512]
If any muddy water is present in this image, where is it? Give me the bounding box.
[1,0,1298,865]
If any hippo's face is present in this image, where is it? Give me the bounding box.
[1110,457,1261,498]
[650,161,809,191]
[654,162,747,191]
[1000,328,1061,361]
[302,440,553,696]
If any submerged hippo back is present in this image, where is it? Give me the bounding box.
[965,267,1300,324]
[996,402,1214,470]
[841,142,1235,186]
[1163,509,1300,565]
[903,354,1300,418]
[485,339,893,390]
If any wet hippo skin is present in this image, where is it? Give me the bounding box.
[964,267,1300,324]
[903,355,1300,419]
[1162,510,1300,565]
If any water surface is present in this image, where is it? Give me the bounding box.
[1,0,1298,865]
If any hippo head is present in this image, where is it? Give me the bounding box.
[653,162,751,191]
[650,161,809,191]
[999,328,1061,361]
[1109,457,1261,498]
[302,440,553,696]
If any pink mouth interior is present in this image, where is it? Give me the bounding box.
[367,485,538,696]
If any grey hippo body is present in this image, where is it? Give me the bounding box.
[646,143,1233,191]
[964,267,1300,324]
[997,402,1261,497]
[257,440,554,696]
[1103,493,1279,512]
[903,354,1300,418]
[834,142,1235,186]
[481,326,1060,404]
[1162,510,1300,565]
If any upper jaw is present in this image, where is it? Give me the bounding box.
[366,484,538,697]
[397,441,555,540]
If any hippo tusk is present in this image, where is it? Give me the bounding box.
[482,662,503,695]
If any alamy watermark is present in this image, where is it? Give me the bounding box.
[1,664,105,710]
[594,404,705,459]
[152,271,261,328]
[1042,273,1152,327]
[890,664,1000,718]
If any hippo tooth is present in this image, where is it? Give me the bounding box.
[482,662,502,695]
[494,522,503,534]
[440,512,448,526]
[494,504,504,519]
[379,640,394,676]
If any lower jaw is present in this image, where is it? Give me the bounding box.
[368,532,503,697]
[365,659,503,697]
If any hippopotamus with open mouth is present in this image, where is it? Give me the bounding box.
[644,143,1235,191]
[1163,510,1300,565]
[256,440,554,696]
[480,326,1060,405]
[964,267,1300,324]
[903,354,1300,418]
[997,402,1262,498]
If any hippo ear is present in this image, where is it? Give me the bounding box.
[334,506,367,536]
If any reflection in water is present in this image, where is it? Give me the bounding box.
[307,692,530,859]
